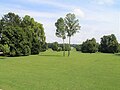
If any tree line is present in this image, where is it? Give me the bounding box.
[0,12,47,56]
[47,33,120,54]
[75,34,120,53]
[55,13,120,56]
[48,42,71,52]
[0,12,119,57]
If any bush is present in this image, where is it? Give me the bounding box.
[23,45,31,56]
[81,38,98,53]
[118,44,120,52]
[2,44,10,55]
[59,44,71,51]
[57,47,62,51]
[16,48,23,56]
[51,42,58,51]
[64,44,71,51]
[40,42,48,52]
[10,49,16,56]
[100,34,119,53]
[0,44,3,52]
[75,45,81,51]
[31,43,40,55]
[31,37,40,55]
[48,43,53,49]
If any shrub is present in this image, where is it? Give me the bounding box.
[75,45,81,51]
[64,44,71,51]
[51,42,58,51]
[0,44,3,52]
[40,42,48,52]
[57,47,62,51]
[23,45,31,56]
[10,49,16,56]
[2,44,10,55]
[31,37,40,55]
[81,38,98,53]
[100,34,119,53]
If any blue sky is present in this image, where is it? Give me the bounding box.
[0,0,120,44]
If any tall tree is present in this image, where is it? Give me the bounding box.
[22,15,46,54]
[0,12,46,56]
[55,18,66,56]
[65,13,81,56]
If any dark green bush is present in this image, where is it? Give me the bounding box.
[23,45,31,56]
[57,47,62,51]
[2,44,10,55]
[75,45,81,51]
[81,38,98,53]
[100,34,119,53]
[0,12,46,56]
[51,42,58,51]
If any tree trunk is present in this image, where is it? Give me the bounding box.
[68,37,71,56]
[63,39,65,56]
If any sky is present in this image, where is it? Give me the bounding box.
[0,0,120,44]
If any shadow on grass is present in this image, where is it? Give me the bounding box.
[0,57,6,60]
[38,54,62,57]
[115,54,120,56]
[0,53,6,60]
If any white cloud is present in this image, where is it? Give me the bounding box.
[93,0,115,5]
[0,1,119,44]
[73,8,85,18]
[0,5,63,19]
[18,0,85,18]
[84,10,118,23]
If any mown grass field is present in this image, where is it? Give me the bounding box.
[0,50,120,90]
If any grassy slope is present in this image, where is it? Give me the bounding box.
[0,50,120,90]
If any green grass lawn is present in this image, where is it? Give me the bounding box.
[0,50,120,90]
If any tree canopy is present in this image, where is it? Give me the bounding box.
[55,13,81,56]
[0,12,46,56]
[100,34,119,53]
[65,13,81,56]
[81,38,98,53]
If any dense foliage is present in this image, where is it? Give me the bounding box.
[0,12,46,56]
[119,44,120,52]
[75,45,82,51]
[81,38,98,53]
[59,43,71,51]
[50,42,71,52]
[99,34,119,53]
[51,42,59,51]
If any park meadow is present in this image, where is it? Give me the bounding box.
[0,49,120,90]
[0,5,120,90]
